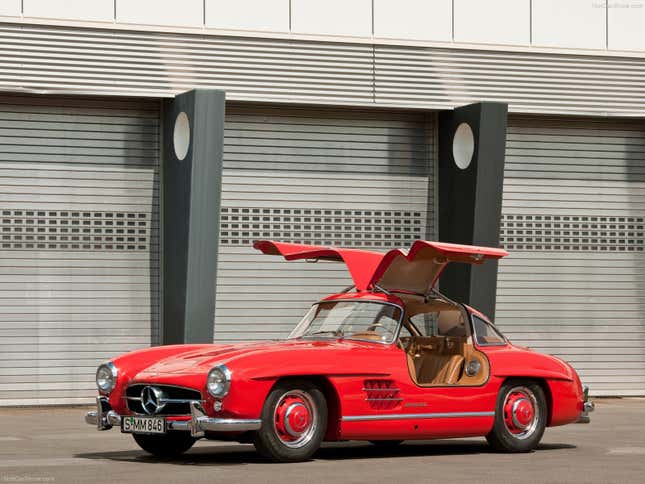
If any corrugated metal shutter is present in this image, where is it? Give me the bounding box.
[1,23,645,116]
[0,94,160,405]
[0,24,373,104]
[214,104,436,342]
[496,115,645,396]
[373,46,645,116]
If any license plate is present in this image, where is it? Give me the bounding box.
[122,416,166,434]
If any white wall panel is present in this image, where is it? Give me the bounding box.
[24,0,114,22]
[454,0,530,45]
[0,0,20,16]
[291,0,372,37]
[373,0,452,42]
[116,0,202,27]
[608,3,645,51]
[206,0,289,32]
[532,0,606,50]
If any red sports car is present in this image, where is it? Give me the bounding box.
[85,240,593,462]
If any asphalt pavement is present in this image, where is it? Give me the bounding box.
[0,398,644,484]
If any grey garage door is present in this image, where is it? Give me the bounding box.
[496,115,645,396]
[0,94,160,405]
[214,104,436,342]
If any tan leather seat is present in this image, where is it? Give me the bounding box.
[416,352,464,385]
[432,354,464,384]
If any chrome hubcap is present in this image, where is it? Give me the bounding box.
[273,390,317,448]
[503,386,539,439]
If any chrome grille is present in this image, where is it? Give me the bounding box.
[125,384,202,416]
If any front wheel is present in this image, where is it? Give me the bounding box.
[132,432,196,458]
[254,380,327,462]
[486,380,547,453]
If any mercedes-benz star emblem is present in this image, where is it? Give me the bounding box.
[140,386,166,415]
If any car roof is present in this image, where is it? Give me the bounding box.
[320,291,404,307]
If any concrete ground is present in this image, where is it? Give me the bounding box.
[0,399,643,484]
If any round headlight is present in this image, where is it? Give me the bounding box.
[206,365,231,398]
[96,362,117,394]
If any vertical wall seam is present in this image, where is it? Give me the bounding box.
[606,0,609,50]
[451,0,455,41]
[529,0,533,45]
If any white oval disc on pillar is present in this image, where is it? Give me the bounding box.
[173,111,191,161]
[452,122,474,170]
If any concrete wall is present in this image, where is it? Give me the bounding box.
[2,0,644,53]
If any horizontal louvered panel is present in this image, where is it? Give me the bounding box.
[496,115,645,396]
[0,24,373,104]
[214,105,435,342]
[374,47,645,116]
[0,94,160,406]
[1,24,644,116]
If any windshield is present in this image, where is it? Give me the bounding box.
[289,300,403,344]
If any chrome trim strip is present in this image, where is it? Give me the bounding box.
[125,383,204,395]
[125,396,205,404]
[341,411,495,422]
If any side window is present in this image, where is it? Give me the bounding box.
[408,310,467,337]
[409,313,436,336]
[471,316,506,346]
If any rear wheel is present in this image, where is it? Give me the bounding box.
[254,380,327,462]
[132,432,196,458]
[486,380,547,452]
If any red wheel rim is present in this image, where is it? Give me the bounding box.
[502,386,539,439]
[273,390,317,448]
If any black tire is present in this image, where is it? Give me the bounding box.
[369,440,404,448]
[486,380,547,453]
[254,379,327,463]
[132,432,196,458]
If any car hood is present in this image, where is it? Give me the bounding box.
[133,338,389,380]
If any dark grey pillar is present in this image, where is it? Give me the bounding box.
[162,89,225,344]
[438,102,508,319]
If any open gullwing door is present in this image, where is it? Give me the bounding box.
[253,240,508,295]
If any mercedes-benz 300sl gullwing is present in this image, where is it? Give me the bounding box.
[85,240,593,462]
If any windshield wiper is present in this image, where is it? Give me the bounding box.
[304,330,344,338]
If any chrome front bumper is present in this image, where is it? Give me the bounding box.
[85,396,261,437]
[576,386,595,424]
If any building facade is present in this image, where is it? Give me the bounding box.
[0,0,643,404]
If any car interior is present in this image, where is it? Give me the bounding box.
[397,296,492,387]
